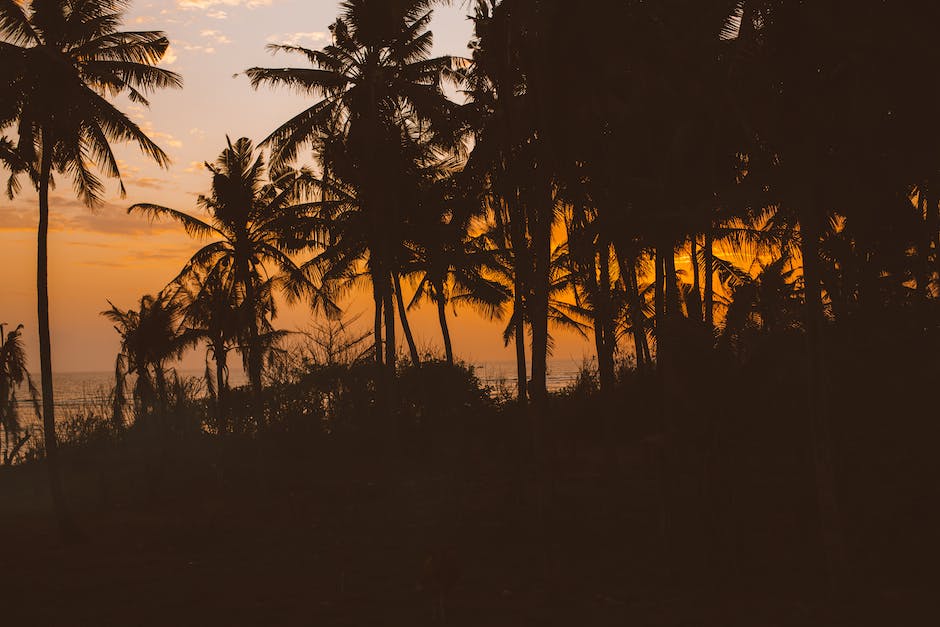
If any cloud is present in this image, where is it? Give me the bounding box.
[0,197,181,237]
[177,1,273,10]
[161,44,179,65]
[266,31,326,46]
[125,177,169,191]
[200,29,232,45]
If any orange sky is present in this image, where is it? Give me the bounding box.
[0,0,595,373]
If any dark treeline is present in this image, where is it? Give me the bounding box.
[2,1,940,624]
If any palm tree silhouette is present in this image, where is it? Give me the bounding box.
[246,0,460,370]
[172,265,242,434]
[0,323,39,466]
[130,137,321,420]
[103,293,195,429]
[0,0,181,536]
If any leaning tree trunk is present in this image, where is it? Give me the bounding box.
[37,140,72,539]
[393,273,421,367]
[434,280,454,366]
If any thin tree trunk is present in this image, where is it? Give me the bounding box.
[239,264,264,425]
[513,294,528,404]
[37,142,73,539]
[596,240,615,392]
[394,273,420,367]
[663,243,681,319]
[215,342,227,434]
[704,230,714,334]
[690,236,702,322]
[655,248,665,361]
[435,282,454,366]
[529,200,551,419]
[372,278,384,366]
[800,205,846,594]
[508,197,528,404]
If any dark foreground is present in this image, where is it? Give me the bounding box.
[2,425,937,626]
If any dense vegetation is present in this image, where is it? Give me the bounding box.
[2,1,939,624]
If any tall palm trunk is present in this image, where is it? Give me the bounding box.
[506,196,528,404]
[513,284,528,403]
[800,205,846,593]
[663,243,681,319]
[372,276,384,366]
[37,140,71,538]
[383,275,397,371]
[617,246,649,372]
[214,339,227,434]
[690,236,702,322]
[654,247,665,361]
[434,279,454,366]
[595,240,615,393]
[393,273,421,366]
[529,198,551,417]
[704,229,714,333]
[241,268,264,422]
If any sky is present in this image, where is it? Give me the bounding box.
[0,0,595,373]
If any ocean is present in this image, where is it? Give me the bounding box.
[10,358,590,414]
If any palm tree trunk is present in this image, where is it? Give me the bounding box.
[372,277,384,366]
[529,209,551,417]
[513,293,528,404]
[394,273,420,367]
[655,247,665,361]
[704,230,715,333]
[435,281,454,366]
[215,341,227,434]
[800,206,846,593]
[663,243,681,319]
[596,241,615,393]
[383,275,397,371]
[241,273,264,424]
[690,237,702,322]
[617,245,649,372]
[37,142,72,539]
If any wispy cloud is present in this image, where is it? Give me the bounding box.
[200,29,232,45]
[177,0,274,10]
[0,197,181,237]
[266,31,327,46]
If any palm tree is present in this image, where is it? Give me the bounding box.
[246,0,460,371]
[130,137,321,417]
[1,323,39,466]
[405,216,510,366]
[102,293,194,428]
[0,0,181,535]
[172,266,241,434]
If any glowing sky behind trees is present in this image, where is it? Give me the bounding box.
[0,0,594,372]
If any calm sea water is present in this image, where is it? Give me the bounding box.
[11,358,590,413]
